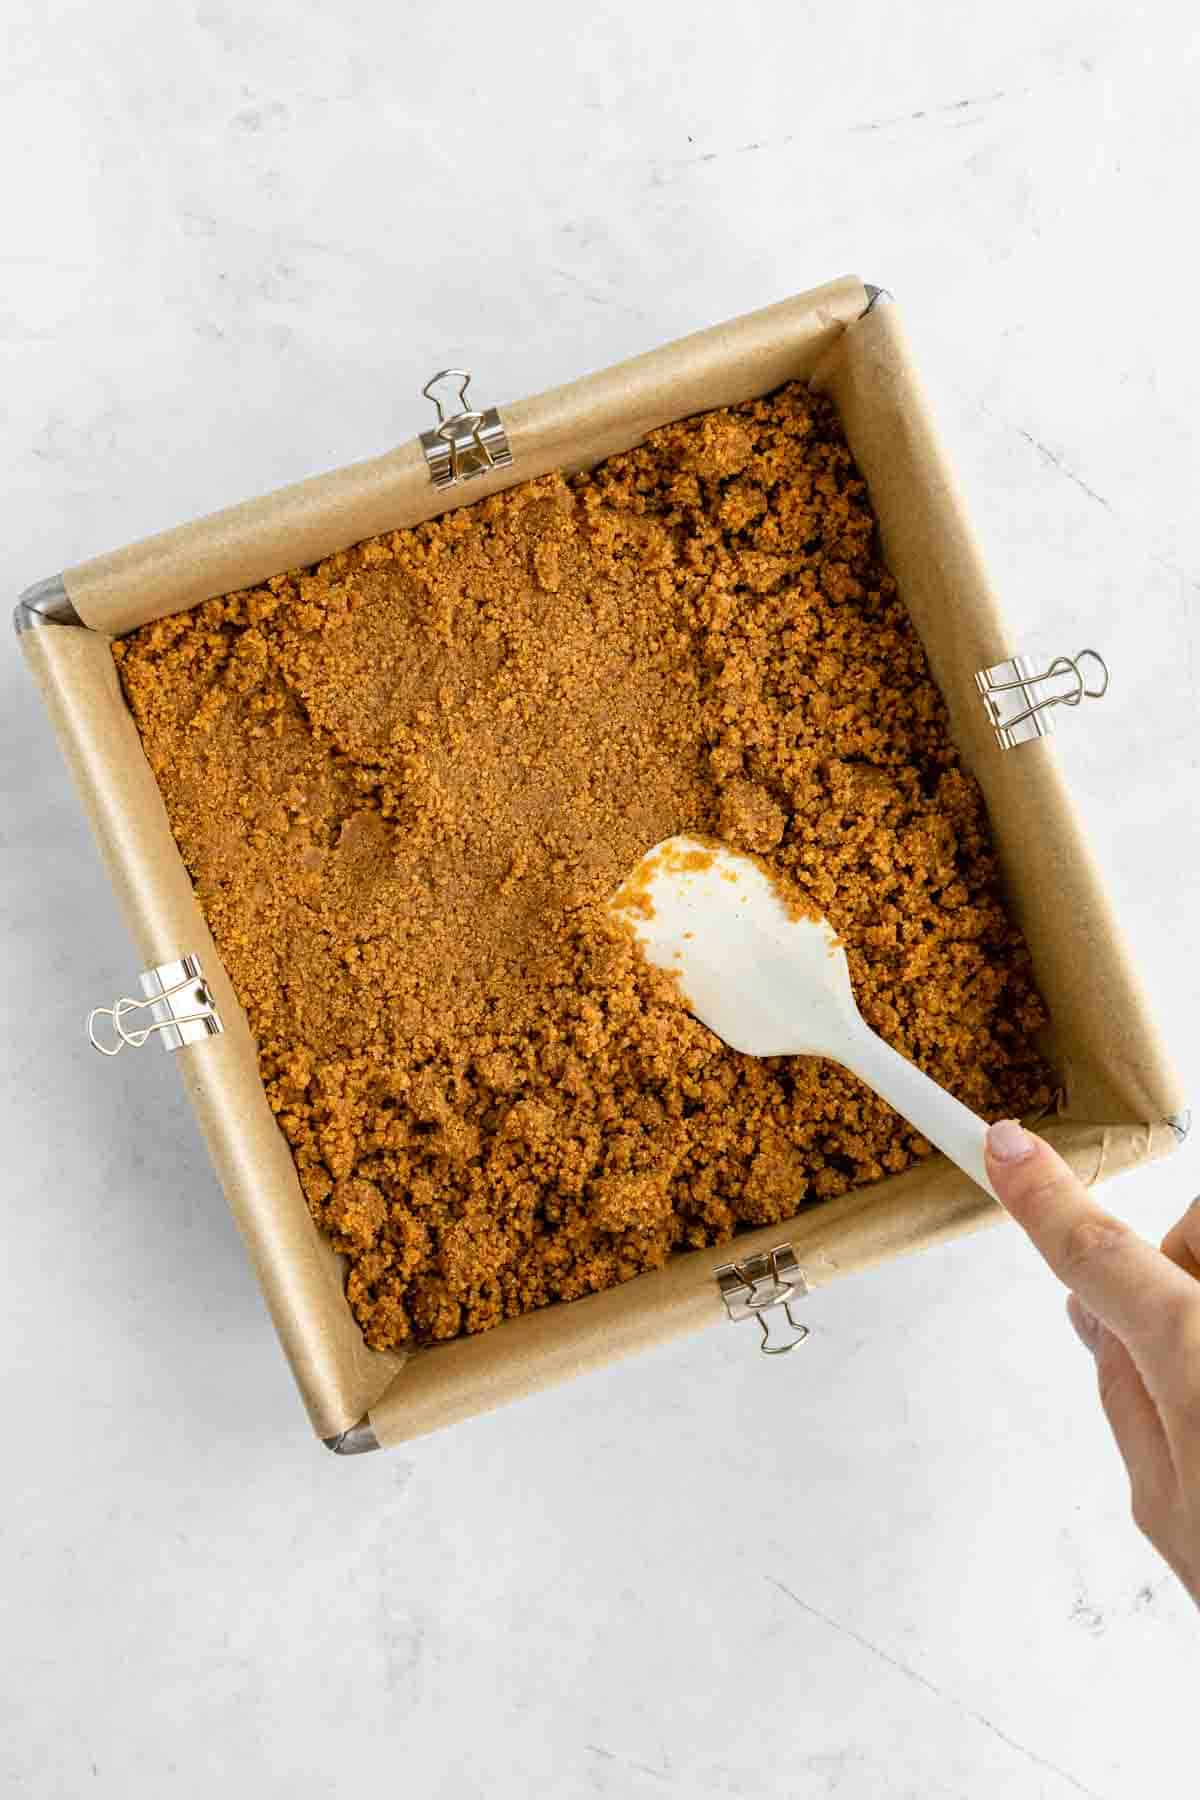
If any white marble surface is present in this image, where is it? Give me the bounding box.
[3,3,1199,1795]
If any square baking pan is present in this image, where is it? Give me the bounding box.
[16,275,1187,1453]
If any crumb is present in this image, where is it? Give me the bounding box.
[718,779,786,853]
[114,384,1054,1350]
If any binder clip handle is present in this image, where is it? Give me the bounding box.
[87,996,150,1057]
[86,958,222,1058]
[418,369,513,491]
[421,368,476,427]
[976,647,1109,749]
[715,1244,811,1356]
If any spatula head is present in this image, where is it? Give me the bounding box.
[610,835,859,1059]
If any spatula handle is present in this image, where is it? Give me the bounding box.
[842,1023,996,1198]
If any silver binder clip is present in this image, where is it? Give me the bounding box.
[715,1244,810,1356]
[976,648,1109,750]
[419,369,512,490]
[87,954,222,1057]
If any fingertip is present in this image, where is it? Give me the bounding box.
[987,1119,1037,1164]
[984,1121,1074,1227]
[985,1119,1050,1216]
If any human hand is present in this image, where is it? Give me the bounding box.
[985,1118,1200,1607]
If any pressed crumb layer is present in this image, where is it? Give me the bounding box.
[115,383,1054,1350]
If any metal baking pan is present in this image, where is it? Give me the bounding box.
[15,277,1187,1452]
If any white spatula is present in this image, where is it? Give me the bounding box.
[611,834,995,1198]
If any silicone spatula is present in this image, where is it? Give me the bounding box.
[610,834,995,1198]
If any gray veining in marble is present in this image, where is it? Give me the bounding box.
[3,3,1198,1795]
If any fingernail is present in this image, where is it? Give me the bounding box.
[1067,1296,1100,1351]
[987,1119,1036,1163]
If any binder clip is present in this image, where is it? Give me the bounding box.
[715,1245,811,1356]
[976,649,1109,750]
[419,369,512,490]
[87,955,222,1057]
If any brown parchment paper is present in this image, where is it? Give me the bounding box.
[22,623,404,1439]
[23,275,1184,1449]
[368,1118,1178,1446]
[63,277,869,636]
[812,304,1186,1127]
